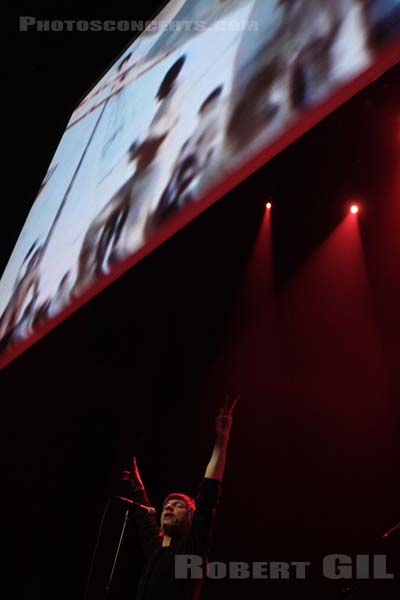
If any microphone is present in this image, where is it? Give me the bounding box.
[115,496,156,515]
[383,520,400,539]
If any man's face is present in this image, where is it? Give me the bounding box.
[160,497,191,534]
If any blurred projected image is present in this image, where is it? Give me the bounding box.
[1,0,399,358]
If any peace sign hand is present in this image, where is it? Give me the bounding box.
[215,394,240,439]
[122,456,145,491]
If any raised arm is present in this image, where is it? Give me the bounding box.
[122,456,160,557]
[205,394,239,481]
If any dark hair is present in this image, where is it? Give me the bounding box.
[117,53,132,71]
[198,85,223,114]
[156,55,186,101]
[162,493,196,517]
[23,240,38,263]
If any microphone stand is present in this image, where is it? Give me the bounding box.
[84,495,155,600]
[103,498,155,599]
[104,506,131,600]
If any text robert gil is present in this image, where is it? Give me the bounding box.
[175,554,395,580]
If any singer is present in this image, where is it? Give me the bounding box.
[122,394,239,599]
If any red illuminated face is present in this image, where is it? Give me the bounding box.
[160,498,191,534]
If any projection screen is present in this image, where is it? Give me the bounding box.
[1,0,399,369]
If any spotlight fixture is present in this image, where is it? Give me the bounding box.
[266,202,272,210]
[350,204,359,214]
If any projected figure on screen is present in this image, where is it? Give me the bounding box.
[29,270,73,330]
[0,242,43,350]
[145,85,226,234]
[0,161,61,350]
[74,55,187,297]
[224,0,371,161]
[122,394,239,600]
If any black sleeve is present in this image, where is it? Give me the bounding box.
[190,477,221,556]
[132,486,161,559]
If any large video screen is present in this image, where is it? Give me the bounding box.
[1,0,399,368]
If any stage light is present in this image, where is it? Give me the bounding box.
[266,202,272,210]
[350,204,359,214]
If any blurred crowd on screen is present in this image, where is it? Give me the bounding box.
[1,0,399,355]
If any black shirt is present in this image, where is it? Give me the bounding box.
[133,478,221,599]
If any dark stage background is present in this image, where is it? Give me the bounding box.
[2,2,400,599]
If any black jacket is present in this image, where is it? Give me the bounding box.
[133,478,221,599]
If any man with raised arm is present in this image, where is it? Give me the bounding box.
[122,394,239,599]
